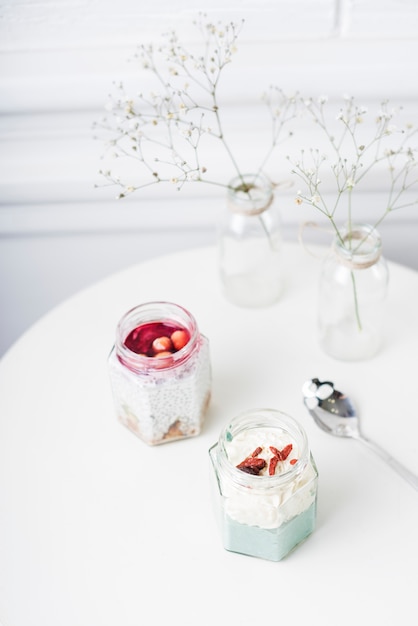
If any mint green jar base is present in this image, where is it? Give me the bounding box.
[222,502,317,562]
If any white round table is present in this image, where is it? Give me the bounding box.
[1,244,417,626]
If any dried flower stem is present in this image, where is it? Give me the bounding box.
[289,95,418,330]
[94,14,297,205]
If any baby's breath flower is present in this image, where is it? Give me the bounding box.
[289,94,418,250]
[95,13,297,198]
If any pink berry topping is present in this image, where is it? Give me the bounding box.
[124,321,190,359]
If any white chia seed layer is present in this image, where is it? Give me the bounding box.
[109,338,211,445]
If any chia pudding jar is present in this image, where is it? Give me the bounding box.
[209,409,318,561]
[108,301,211,445]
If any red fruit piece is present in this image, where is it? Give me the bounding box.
[239,466,261,475]
[236,457,267,475]
[237,457,266,470]
[269,444,293,461]
[269,445,282,459]
[280,444,293,460]
[152,336,173,353]
[269,456,279,475]
[171,329,189,351]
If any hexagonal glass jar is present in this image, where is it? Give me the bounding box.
[209,408,318,561]
[108,301,211,445]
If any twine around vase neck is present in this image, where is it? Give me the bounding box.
[333,225,382,269]
[227,193,273,216]
[298,221,382,269]
[333,242,381,269]
[226,173,277,216]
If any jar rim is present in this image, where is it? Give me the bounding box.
[115,301,199,372]
[227,173,274,215]
[213,408,310,490]
[333,222,382,268]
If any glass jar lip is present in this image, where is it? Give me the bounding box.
[115,301,199,372]
[334,222,382,265]
[213,408,310,489]
[227,173,274,214]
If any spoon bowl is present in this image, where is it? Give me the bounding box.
[302,378,418,492]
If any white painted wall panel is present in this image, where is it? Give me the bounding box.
[0,0,336,51]
[345,0,418,37]
[1,0,418,356]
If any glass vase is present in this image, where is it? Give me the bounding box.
[318,223,389,361]
[218,173,284,307]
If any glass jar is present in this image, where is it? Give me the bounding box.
[108,301,211,445]
[218,173,284,307]
[318,223,389,361]
[209,408,318,562]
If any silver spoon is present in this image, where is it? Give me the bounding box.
[302,378,418,492]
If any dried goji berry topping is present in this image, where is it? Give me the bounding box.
[269,444,293,461]
[269,456,279,476]
[269,445,282,460]
[280,444,293,460]
[235,440,297,477]
[238,465,261,475]
[236,457,266,471]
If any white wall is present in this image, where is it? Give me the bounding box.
[1,0,418,356]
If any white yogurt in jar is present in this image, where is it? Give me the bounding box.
[223,427,317,529]
[209,409,318,561]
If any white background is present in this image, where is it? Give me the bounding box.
[1,0,418,356]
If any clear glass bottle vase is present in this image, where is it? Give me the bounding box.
[318,223,389,361]
[218,173,284,307]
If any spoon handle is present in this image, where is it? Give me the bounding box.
[360,436,418,491]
